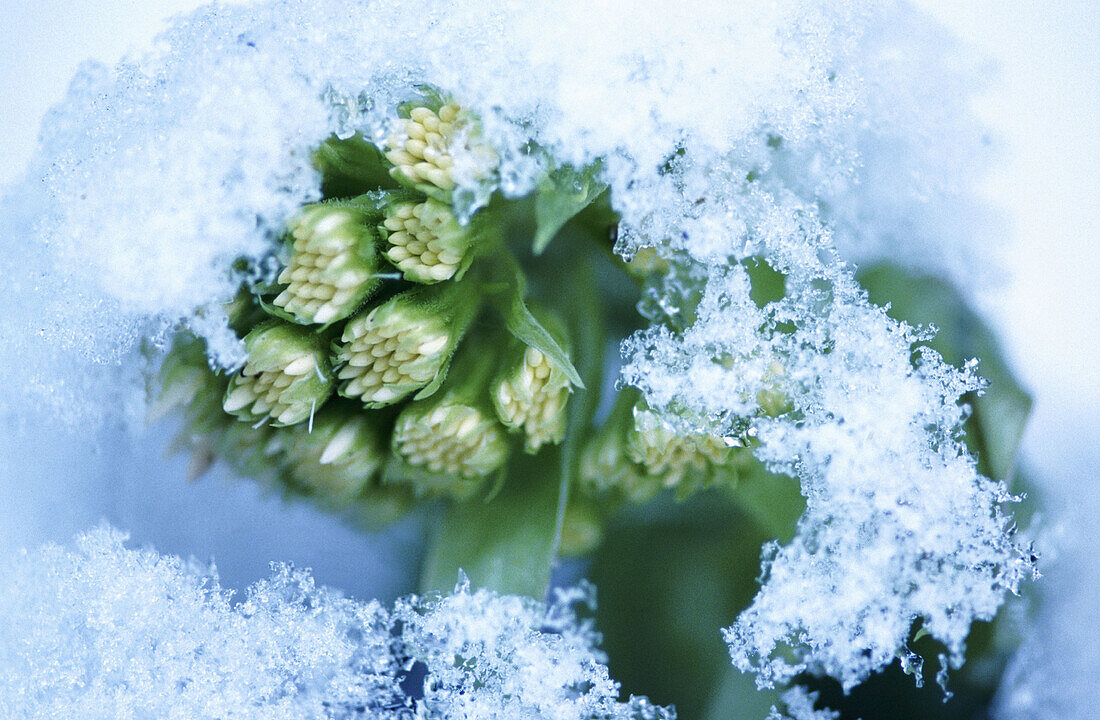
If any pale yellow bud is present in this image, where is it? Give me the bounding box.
[272,203,382,325]
[223,322,334,427]
[383,100,498,197]
[492,346,571,453]
[627,404,734,489]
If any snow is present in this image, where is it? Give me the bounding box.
[0,527,670,720]
[0,527,400,719]
[0,0,1036,699]
[767,688,839,720]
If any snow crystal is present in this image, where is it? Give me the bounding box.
[0,0,1028,694]
[395,581,672,720]
[0,526,400,719]
[0,527,671,720]
[766,687,839,720]
[680,212,1035,689]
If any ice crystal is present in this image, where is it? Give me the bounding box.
[0,528,671,720]
[766,687,839,720]
[0,0,1029,693]
[0,526,400,720]
[394,582,672,720]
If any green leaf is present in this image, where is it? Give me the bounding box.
[532,164,606,255]
[858,264,1032,482]
[484,250,584,388]
[503,293,584,388]
[411,367,449,401]
[313,134,399,198]
[420,446,565,599]
[254,294,300,326]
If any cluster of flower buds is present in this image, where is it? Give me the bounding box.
[155,91,584,513]
[154,333,414,527]
[579,389,746,502]
[155,87,785,554]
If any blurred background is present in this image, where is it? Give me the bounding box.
[0,0,1096,716]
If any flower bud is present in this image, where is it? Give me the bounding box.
[151,334,220,424]
[216,418,283,483]
[579,390,658,502]
[393,403,509,481]
[272,203,383,325]
[153,334,235,481]
[626,401,735,490]
[491,311,573,454]
[558,494,604,557]
[335,281,479,408]
[223,321,334,427]
[380,197,491,284]
[383,99,497,198]
[391,340,510,483]
[279,402,386,499]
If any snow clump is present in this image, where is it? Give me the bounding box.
[0,527,671,720]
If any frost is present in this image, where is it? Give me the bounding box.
[0,0,1029,695]
[0,527,671,720]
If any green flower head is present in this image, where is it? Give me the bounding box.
[223,321,334,427]
[273,202,383,325]
[383,98,498,200]
[335,281,479,408]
